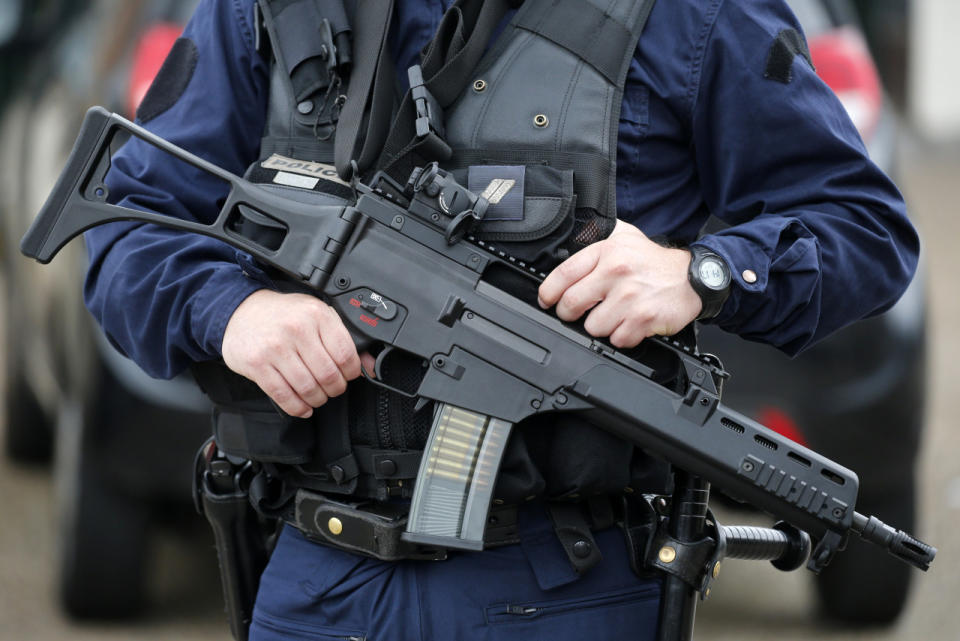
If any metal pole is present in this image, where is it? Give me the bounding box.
[656,470,711,641]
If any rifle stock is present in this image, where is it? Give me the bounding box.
[22,108,936,573]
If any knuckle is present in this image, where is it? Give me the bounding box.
[329,341,356,368]
[583,313,601,335]
[315,301,339,323]
[316,362,342,387]
[262,335,286,356]
[284,318,309,340]
[610,328,637,349]
[557,260,582,280]
[556,304,577,322]
[608,260,632,277]
[266,384,291,405]
[245,351,267,371]
[326,377,348,397]
[291,375,316,397]
[562,291,583,312]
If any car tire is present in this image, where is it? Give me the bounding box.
[54,393,150,619]
[2,278,54,463]
[3,362,54,463]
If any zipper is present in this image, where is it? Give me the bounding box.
[488,585,659,624]
[377,388,394,449]
[506,605,540,616]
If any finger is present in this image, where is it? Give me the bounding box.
[538,245,601,308]
[360,352,377,379]
[280,353,333,408]
[554,270,615,322]
[260,365,314,418]
[582,299,624,338]
[317,307,363,381]
[298,340,348,400]
[609,318,651,350]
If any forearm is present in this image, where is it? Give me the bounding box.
[84,221,266,378]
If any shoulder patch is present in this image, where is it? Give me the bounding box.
[764,28,813,84]
[136,37,199,124]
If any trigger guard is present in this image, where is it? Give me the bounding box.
[359,347,419,399]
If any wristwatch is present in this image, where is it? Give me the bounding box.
[687,245,731,320]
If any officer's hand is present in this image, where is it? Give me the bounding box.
[537,220,702,348]
[221,290,376,418]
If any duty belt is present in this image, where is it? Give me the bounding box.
[287,489,522,561]
[288,488,622,574]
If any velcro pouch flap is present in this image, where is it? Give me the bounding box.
[456,164,575,242]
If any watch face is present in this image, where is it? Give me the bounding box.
[698,258,728,290]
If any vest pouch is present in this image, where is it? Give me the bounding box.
[257,0,351,132]
[454,164,577,270]
[213,400,316,465]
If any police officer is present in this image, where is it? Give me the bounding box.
[83,0,918,639]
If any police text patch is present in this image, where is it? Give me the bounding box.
[260,155,351,188]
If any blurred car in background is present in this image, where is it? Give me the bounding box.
[0,0,205,620]
[1,0,924,629]
[849,0,909,111]
[701,0,926,627]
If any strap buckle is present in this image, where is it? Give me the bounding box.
[408,64,446,140]
[318,18,340,74]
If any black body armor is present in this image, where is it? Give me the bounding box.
[194,0,670,519]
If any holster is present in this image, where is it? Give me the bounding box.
[194,439,269,641]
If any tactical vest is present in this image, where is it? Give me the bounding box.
[195,0,670,516]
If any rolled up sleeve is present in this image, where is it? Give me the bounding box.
[689,0,919,355]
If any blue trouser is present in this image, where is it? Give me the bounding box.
[250,502,661,640]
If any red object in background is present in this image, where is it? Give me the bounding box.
[127,23,183,118]
[757,406,808,447]
[809,26,884,141]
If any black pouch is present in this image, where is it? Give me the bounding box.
[452,164,578,271]
[193,362,317,465]
[213,400,316,464]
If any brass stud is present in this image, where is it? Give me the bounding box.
[328,517,343,536]
[742,269,758,284]
[658,546,677,564]
[712,561,721,579]
[533,113,549,128]
[473,79,487,92]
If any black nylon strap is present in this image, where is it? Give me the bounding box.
[333,0,396,179]
[546,501,604,575]
[377,0,510,182]
[515,0,632,84]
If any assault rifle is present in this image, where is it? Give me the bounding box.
[22,108,935,637]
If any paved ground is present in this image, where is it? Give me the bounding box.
[0,139,957,640]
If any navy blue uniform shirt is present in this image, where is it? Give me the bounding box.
[84,0,919,379]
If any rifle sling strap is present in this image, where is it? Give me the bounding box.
[334,0,397,179]
[378,0,510,183]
